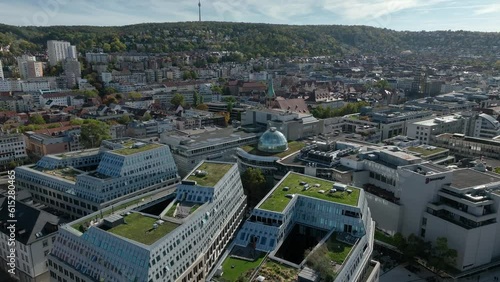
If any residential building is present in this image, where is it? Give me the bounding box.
[63,59,82,88]
[47,40,71,66]
[15,138,180,219]
[407,114,467,144]
[224,171,378,282]
[0,198,61,282]
[0,133,28,166]
[67,45,77,60]
[161,127,259,177]
[48,161,246,282]
[17,55,44,79]
[24,127,83,157]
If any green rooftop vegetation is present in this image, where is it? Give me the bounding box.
[374,230,396,246]
[219,253,265,282]
[256,260,299,282]
[240,141,305,158]
[107,213,179,245]
[71,198,145,231]
[258,173,360,212]
[113,143,162,155]
[305,233,354,281]
[407,146,447,157]
[186,162,233,187]
[39,167,81,182]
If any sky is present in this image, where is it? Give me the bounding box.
[0,0,499,32]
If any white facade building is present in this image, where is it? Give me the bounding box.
[47,40,71,66]
[86,53,109,64]
[0,133,28,166]
[0,60,4,79]
[0,200,61,282]
[471,113,500,139]
[48,161,246,282]
[407,115,466,144]
[15,139,180,219]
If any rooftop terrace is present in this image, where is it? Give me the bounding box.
[186,162,233,187]
[35,167,82,182]
[258,173,360,212]
[240,141,305,158]
[113,143,162,156]
[107,212,179,245]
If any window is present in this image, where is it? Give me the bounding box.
[43,240,48,247]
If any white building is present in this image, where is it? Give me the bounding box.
[471,113,500,139]
[226,172,378,282]
[67,45,77,60]
[0,199,61,282]
[47,40,71,66]
[15,138,180,219]
[407,115,467,144]
[48,161,246,282]
[0,133,27,166]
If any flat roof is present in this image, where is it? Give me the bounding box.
[33,167,82,182]
[450,169,500,190]
[258,172,360,212]
[412,115,460,126]
[186,162,233,187]
[170,128,258,150]
[240,141,306,158]
[107,213,179,245]
[406,146,448,157]
[113,143,162,155]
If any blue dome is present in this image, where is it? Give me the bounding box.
[258,127,288,153]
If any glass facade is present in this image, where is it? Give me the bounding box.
[258,127,288,153]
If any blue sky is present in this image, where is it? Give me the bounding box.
[0,0,499,32]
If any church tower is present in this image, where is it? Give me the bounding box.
[266,76,276,108]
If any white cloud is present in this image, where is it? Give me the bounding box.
[474,3,500,15]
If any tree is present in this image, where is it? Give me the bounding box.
[80,119,110,148]
[171,93,185,107]
[196,104,209,111]
[29,114,45,125]
[241,168,267,206]
[128,91,142,100]
[193,91,200,107]
[117,115,131,124]
[142,112,152,121]
[429,237,457,271]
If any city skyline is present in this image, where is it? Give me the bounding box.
[0,0,499,32]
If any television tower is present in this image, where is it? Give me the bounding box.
[198,0,202,22]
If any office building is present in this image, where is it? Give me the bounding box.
[15,138,180,219]
[0,133,28,166]
[0,198,61,282]
[48,161,246,282]
[407,114,467,144]
[470,113,500,139]
[431,133,500,160]
[24,127,83,157]
[47,40,71,66]
[161,127,259,177]
[222,172,378,282]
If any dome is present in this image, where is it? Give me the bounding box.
[258,127,288,153]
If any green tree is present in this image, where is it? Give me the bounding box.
[29,114,45,125]
[429,237,457,271]
[128,91,142,100]
[102,43,111,53]
[196,104,209,111]
[142,112,152,121]
[117,115,131,124]
[193,91,200,107]
[70,119,84,125]
[241,167,267,206]
[171,93,185,107]
[80,119,110,148]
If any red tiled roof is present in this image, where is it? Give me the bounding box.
[275,98,309,113]
[33,125,80,135]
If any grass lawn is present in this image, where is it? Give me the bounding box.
[326,236,354,264]
[107,213,179,245]
[258,173,360,212]
[220,254,265,281]
[240,141,305,158]
[113,143,162,155]
[374,230,396,246]
[494,167,500,174]
[187,162,233,187]
[406,146,446,157]
[257,260,299,282]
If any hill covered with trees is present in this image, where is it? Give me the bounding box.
[0,22,499,59]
